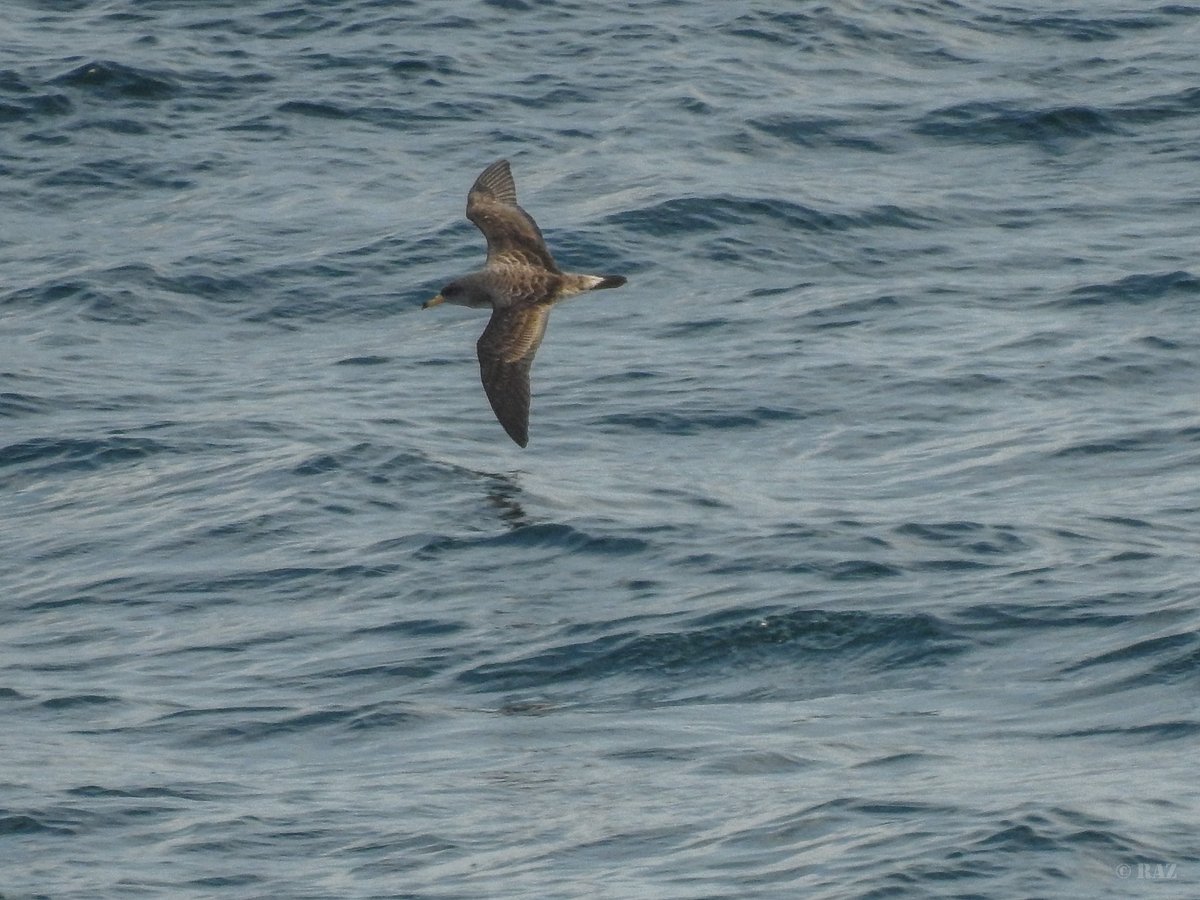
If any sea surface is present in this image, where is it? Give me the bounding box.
[3,2,1199,897]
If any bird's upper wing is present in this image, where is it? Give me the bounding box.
[476,303,551,447]
[467,160,560,273]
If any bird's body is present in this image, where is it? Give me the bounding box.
[423,160,626,447]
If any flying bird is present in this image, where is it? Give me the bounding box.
[423,159,627,447]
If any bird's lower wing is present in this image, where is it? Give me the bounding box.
[476,305,550,447]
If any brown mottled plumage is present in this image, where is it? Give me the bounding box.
[423,160,627,447]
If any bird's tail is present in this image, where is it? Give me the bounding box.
[589,275,627,291]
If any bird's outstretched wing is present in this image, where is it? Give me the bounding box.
[476,303,551,447]
[467,160,560,273]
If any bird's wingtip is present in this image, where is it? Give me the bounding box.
[500,422,529,447]
[471,160,517,205]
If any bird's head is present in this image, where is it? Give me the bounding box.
[424,278,489,309]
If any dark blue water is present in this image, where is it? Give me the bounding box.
[4,2,1199,897]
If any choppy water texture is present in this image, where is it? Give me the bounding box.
[3,1,1200,897]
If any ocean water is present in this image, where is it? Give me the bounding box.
[3,1,1199,897]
